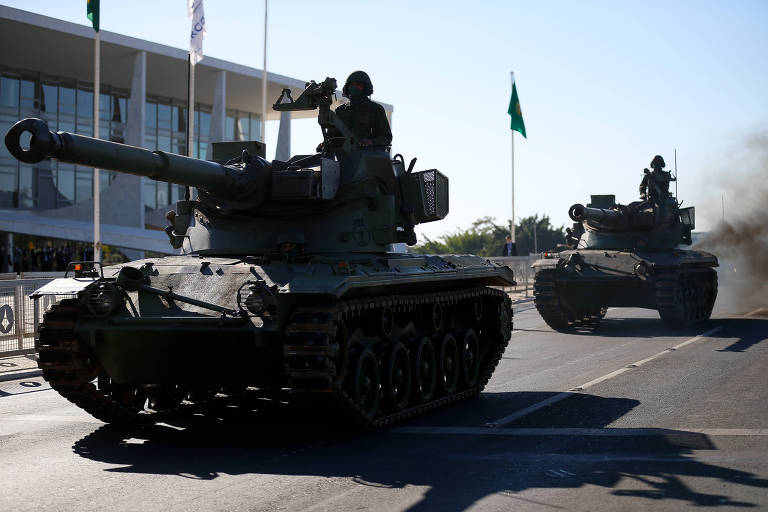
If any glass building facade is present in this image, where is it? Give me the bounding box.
[0,68,262,214]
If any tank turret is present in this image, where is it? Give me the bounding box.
[563,158,695,250]
[4,78,448,254]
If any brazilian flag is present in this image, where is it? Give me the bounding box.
[508,77,526,138]
[87,0,99,32]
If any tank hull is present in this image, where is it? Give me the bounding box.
[36,253,515,428]
[532,248,718,330]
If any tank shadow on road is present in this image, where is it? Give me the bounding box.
[714,318,768,352]
[71,392,768,510]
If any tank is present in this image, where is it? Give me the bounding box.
[532,155,718,330]
[5,77,514,429]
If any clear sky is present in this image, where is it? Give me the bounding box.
[4,1,767,240]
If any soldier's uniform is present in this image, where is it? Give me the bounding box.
[330,71,392,148]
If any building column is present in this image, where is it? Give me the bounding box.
[123,51,146,255]
[275,110,291,161]
[211,70,227,142]
[126,51,146,148]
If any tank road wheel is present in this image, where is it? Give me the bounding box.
[428,303,443,332]
[384,342,411,411]
[438,333,460,395]
[380,307,395,339]
[353,349,381,420]
[413,337,437,402]
[533,269,571,331]
[460,329,481,387]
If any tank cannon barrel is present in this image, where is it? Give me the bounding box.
[4,118,228,193]
[568,203,627,228]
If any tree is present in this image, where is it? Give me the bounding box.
[411,215,565,256]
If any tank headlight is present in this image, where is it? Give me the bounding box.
[245,289,266,315]
[634,262,649,276]
[86,282,121,317]
[237,280,276,317]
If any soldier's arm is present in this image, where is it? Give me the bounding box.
[370,104,392,147]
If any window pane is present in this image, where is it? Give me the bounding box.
[41,84,58,127]
[0,77,19,108]
[158,135,171,152]
[59,86,75,115]
[115,97,127,124]
[237,116,248,141]
[76,89,93,136]
[158,103,171,131]
[145,102,157,129]
[198,110,210,140]
[18,164,36,208]
[76,167,92,203]
[157,183,168,207]
[225,114,235,141]
[249,116,261,142]
[0,164,17,208]
[57,163,75,205]
[173,105,186,133]
[143,179,157,210]
[59,86,76,132]
[20,80,35,111]
[198,142,208,160]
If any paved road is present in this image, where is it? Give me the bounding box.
[1,303,766,511]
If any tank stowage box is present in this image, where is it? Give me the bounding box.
[5,76,514,429]
[532,155,717,330]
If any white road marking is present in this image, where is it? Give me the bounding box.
[1,414,102,424]
[390,426,768,437]
[484,325,724,427]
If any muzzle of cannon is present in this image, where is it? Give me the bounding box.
[4,118,228,194]
[568,203,629,229]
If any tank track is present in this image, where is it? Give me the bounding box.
[655,267,718,328]
[37,289,512,429]
[284,287,512,429]
[36,299,161,423]
[533,268,605,331]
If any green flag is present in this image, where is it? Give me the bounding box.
[508,78,526,138]
[87,0,100,32]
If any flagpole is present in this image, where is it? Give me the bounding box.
[510,71,515,244]
[186,53,194,200]
[260,0,268,144]
[93,30,101,263]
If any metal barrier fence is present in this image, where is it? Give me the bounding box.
[488,254,541,297]
[0,273,67,356]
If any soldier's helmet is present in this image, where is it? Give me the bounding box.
[342,70,373,97]
[650,155,666,170]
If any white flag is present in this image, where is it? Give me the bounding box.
[188,0,206,65]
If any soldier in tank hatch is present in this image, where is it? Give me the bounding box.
[329,71,392,148]
[639,154,675,203]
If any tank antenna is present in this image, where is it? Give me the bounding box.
[674,148,678,201]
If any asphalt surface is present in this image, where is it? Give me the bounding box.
[1,301,766,511]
